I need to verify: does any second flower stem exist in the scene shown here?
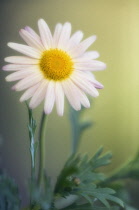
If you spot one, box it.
[38,112,48,188]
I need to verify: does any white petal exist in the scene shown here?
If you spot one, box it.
[67,31,83,51]
[73,70,104,89]
[24,26,42,44]
[62,79,81,111]
[20,82,41,102]
[93,80,104,89]
[5,69,35,82]
[2,64,34,71]
[38,19,53,49]
[53,23,62,48]
[12,72,43,91]
[19,29,44,50]
[75,60,106,71]
[77,90,90,108]
[5,56,39,64]
[29,80,48,108]
[73,70,95,82]
[70,35,97,58]
[74,51,100,62]
[81,71,104,88]
[83,51,100,59]
[66,79,90,108]
[71,73,99,97]
[44,81,55,114]
[55,82,64,116]
[57,22,71,49]
[8,42,41,59]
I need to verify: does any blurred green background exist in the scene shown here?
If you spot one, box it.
[1,0,139,206]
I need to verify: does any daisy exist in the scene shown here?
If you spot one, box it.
[2,19,106,116]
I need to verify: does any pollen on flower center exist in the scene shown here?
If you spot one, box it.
[39,49,74,81]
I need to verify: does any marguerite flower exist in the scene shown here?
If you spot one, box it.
[3,19,106,116]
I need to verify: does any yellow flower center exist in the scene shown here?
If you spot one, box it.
[39,49,74,81]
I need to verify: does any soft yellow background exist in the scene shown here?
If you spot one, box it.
[1,0,139,205]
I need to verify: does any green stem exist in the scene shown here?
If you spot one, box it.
[30,136,36,180]
[38,112,48,188]
[26,104,37,206]
[30,135,36,207]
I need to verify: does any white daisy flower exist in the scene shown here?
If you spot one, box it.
[3,19,106,116]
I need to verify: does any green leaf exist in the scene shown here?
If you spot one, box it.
[93,146,104,159]
[77,147,112,184]
[54,155,80,195]
[90,148,112,170]
[72,184,124,208]
[63,203,120,210]
[54,148,123,209]
[54,148,112,196]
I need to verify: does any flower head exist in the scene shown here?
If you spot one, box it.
[3,19,106,116]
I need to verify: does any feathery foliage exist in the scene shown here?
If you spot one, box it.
[54,147,124,208]
[0,173,20,210]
